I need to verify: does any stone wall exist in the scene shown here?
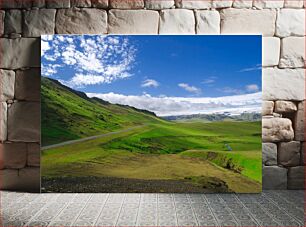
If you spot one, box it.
[0,0,305,192]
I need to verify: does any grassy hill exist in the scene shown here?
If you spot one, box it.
[42,78,262,193]
[41,77,164,146]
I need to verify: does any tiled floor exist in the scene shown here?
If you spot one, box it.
[1,190,304,227]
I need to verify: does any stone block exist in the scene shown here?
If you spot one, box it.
[32,0,46,8]
[71,0,91,7]
[278,141,301,167]
[56,8,107,34]
[4,10,22,34]
[8,102,40,142]
[263,166,287,189]
[262,37,280,66]
[145,0,175,9]
[220,9,276,36]
[0,38,40,69]
[91,0,108,8]
[109,10,159,34]
[262,118,294,142]
[0,69,15,102]
[294,101,305,141]
[212,0,233,8]
[195,10,220,34]
[280,37,305,68]
[159,9,195,34]
[175,0,212,9]
[232,0,253,8]
[262,68,305,101]
[23,9,56,37]
[276,9,305,37]
[15,69,41,101]
[275,101,297,113]
[253,0,284,8]
[263,143,277,166]
[0,102,7,142]
[301,142,305,165]
[110,0,144,8]
[46,0,70,8]
[0,0,31,9]
[0,168,40,192]
[0,10,4,35]
[284,0,304,8]
[0,142,27,169]
[27,143,40,167]
[262,101,274,115]
[288,166,304,189]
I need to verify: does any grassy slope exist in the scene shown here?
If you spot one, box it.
[42,78,262,192]
[41,77,163,146]
[42,121,262,188]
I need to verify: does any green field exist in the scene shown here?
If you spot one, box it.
[41,78,262,193]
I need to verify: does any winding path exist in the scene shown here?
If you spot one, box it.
[41,125,146,151]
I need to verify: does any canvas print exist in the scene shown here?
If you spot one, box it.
[41,35,262,193]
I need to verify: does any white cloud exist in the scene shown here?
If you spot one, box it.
[41,35,136,88]
[141,79,159,88]
[202,79,215,84]
[41,64,63,77]
[220,87,243,95]
[178,83,201,94]
[87,92,262,117]
[63,73,132,88]
[246,84,259,92]
[41,40,50,56]
[63,74,106,87]
[238,64,262,72]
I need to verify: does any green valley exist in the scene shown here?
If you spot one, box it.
[41,78,262,193]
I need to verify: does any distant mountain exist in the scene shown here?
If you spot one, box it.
[41,77,163,146]
[163,112,261,122]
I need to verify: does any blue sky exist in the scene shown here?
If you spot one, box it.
[41,35,262,116]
